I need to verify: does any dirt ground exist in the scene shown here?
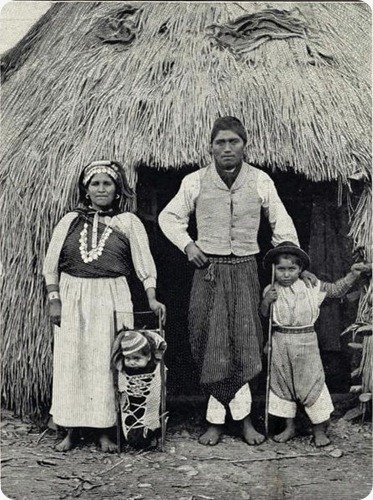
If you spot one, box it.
[1,398,372,500]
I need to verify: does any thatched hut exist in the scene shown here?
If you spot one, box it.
[1,2,371,418]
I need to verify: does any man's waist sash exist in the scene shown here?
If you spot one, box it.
[207,255,255,265]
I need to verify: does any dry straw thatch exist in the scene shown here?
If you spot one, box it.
[1,2,371,417]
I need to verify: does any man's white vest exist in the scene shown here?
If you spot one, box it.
[195,163,262,256]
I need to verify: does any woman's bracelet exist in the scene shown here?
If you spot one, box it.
[48,291,60,301]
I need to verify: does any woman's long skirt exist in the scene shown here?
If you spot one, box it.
[51,272,134,428]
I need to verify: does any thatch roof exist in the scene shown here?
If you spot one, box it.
[1,2,371,416]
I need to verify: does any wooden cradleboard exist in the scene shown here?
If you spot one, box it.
[113,310,168,453]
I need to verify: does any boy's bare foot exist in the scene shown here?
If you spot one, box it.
[99,432,117,453]
[312,422,330,447]
[273,418,296,443]
[242,416,265,445]
[55,428,77,452]
[199,424,223,446]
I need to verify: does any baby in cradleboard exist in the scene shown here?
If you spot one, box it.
[111,329,167,449]
[261,242,370,447]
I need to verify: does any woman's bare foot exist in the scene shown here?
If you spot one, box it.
[99,432,117,453]
[55,428,77,452]
[273,418,296,443]
[312,422,330,447]
[199,424,223,446]
[242,416,265,445]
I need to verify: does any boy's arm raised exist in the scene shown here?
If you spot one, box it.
[321,262,371,298]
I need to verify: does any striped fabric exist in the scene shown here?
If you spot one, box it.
[189,258,263,405]
[51,272,134,428]
[270,330,325,408]
[120,331,148,355]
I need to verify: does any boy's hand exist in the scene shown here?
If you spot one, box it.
[49,299,61,327]
[263,286,278,304]
[351,262,372,276]
[300,270,317,288]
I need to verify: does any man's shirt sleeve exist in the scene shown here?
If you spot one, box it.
[158,172,200,253]
[257,171,299,247]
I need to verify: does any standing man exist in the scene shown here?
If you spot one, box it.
[159,116,300,446]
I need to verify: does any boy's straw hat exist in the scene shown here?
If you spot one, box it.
[120,331,148,355]
[263,241,310,270]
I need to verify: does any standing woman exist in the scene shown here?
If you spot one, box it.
[43,160,166,452]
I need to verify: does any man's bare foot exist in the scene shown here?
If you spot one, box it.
[99,432,117,453]
[312,422,330,447]
[199,425,223,446]
[55,429,77,452]
[242,416,265,445]
[273,418,296,443]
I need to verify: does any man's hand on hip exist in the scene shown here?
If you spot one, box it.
[185,242,208,268]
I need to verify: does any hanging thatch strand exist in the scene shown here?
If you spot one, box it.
[1,1,371,416]
[348,186,373,397]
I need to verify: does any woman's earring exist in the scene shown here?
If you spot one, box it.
[115,194,120,199]
[85,194,90,199]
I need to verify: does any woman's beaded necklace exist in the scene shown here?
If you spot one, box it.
[79,211,113,263]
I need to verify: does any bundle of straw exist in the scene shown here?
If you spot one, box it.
[348,186,373,399]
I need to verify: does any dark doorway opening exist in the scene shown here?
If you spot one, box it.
[132,165,357,396]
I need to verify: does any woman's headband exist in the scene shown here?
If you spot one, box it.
[82,160,119,186]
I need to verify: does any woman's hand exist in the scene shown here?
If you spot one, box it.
[185,242,208,268]
[300,270,317,288]
[149,299,167,325]
[49,299,61,327]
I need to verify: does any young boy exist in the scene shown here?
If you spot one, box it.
[261,242,370,447]
[111,329,167,449]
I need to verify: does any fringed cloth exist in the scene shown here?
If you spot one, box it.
[271,327,325,408]
[116,331,166,440]
[189,256,263,406]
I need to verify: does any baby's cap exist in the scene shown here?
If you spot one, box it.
[120,330,148,355]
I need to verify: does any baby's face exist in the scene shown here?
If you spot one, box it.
[275,257,302,287]
[122,348,151,369]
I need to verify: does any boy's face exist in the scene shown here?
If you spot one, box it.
[275,257,302,287]
[122,346,151,369]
